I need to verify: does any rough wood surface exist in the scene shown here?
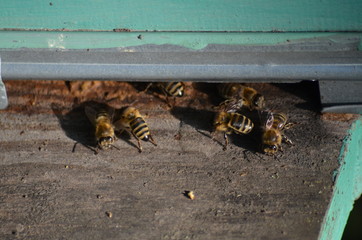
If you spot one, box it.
[0,81,355,239]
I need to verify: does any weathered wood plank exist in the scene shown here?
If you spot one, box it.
[0,81,356,239]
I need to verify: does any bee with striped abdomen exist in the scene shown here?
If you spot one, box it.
[144,82,185,106]
[218,83,243,99]
[158,82,185,98]
[113,107,157,152]
[84,104,116,150]
[218,83,265,111]
[261,112,293,155]
[212,110,254,150]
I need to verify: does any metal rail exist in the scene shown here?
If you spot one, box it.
[1,48,362,112]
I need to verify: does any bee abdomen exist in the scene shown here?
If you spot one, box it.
[218,83,242,99]
[229,114,254,134]
[163,82,184,97]
[272,113,288,129]
[130,117,150,141]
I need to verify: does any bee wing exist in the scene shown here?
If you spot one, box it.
[112,107,128,131]
[218,98,244,113]
[85,104,115,126]
[265,111,274,129]
[226,98,245,113]
[84,106,98,126]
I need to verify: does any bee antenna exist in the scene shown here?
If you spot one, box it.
[110,144,121,151]
[72,142,78,153]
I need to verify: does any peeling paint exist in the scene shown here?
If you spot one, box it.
[0,31,361,50]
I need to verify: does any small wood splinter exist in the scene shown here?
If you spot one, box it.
[184,191,195,200]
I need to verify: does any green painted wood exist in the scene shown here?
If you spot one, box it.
[319,119,362,240]
[1,0,362,32]
[1,31,361,50]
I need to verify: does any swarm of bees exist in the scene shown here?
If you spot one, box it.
[81,82,292,155]
[213,83,294,155]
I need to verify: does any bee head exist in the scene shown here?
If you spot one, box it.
[98,136,115,149]
[262,144,278,154]
[253,94,265,109]
[213,111,229,132]
[261,129,282,154]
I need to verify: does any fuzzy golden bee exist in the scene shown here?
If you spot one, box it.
[261,112,293,155]
[85,104,116,150]
[218,83,265,111]
[113,107,157,152]
[212,110,254,150]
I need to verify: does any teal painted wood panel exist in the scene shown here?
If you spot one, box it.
[319,119,362,240]
[1,0,362,32]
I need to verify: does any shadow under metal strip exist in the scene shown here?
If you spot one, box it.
[319,80,362,114]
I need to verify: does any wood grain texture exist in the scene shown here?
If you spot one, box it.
[0,81,356,239]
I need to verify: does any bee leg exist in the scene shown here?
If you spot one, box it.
[164,95,176,108]
[142,83,153,93]
[158,88,173,108]
[284,122,296,130]
[72,142,78,153]
[115,129,124,137]
[211,131,216,141]
[279,144,284,152]
[136,139,143,153]
[223,133,229,151]
[165,95,171,107]
[110,144,121,151]
[130,132,143,153]
[94,147,100,155]
[282,134,293,145]
[148,134,157,146]
[211,131,225,149]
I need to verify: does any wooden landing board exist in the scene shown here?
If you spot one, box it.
[0,81,357,239]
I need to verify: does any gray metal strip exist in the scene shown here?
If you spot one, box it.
[1,49,362,81]
[0,57,9,109]
[319,80,362,114]
[321,105,362,114]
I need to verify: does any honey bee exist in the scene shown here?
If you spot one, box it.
[212,110,254,150]
[261,112,293,154]
[218,83,243,99]
[113,107,157,152]
[144,82,185,106]
[217,98,245,113]
[158,82,185,97]
[85,104,116,150]
[218,83,265,111]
